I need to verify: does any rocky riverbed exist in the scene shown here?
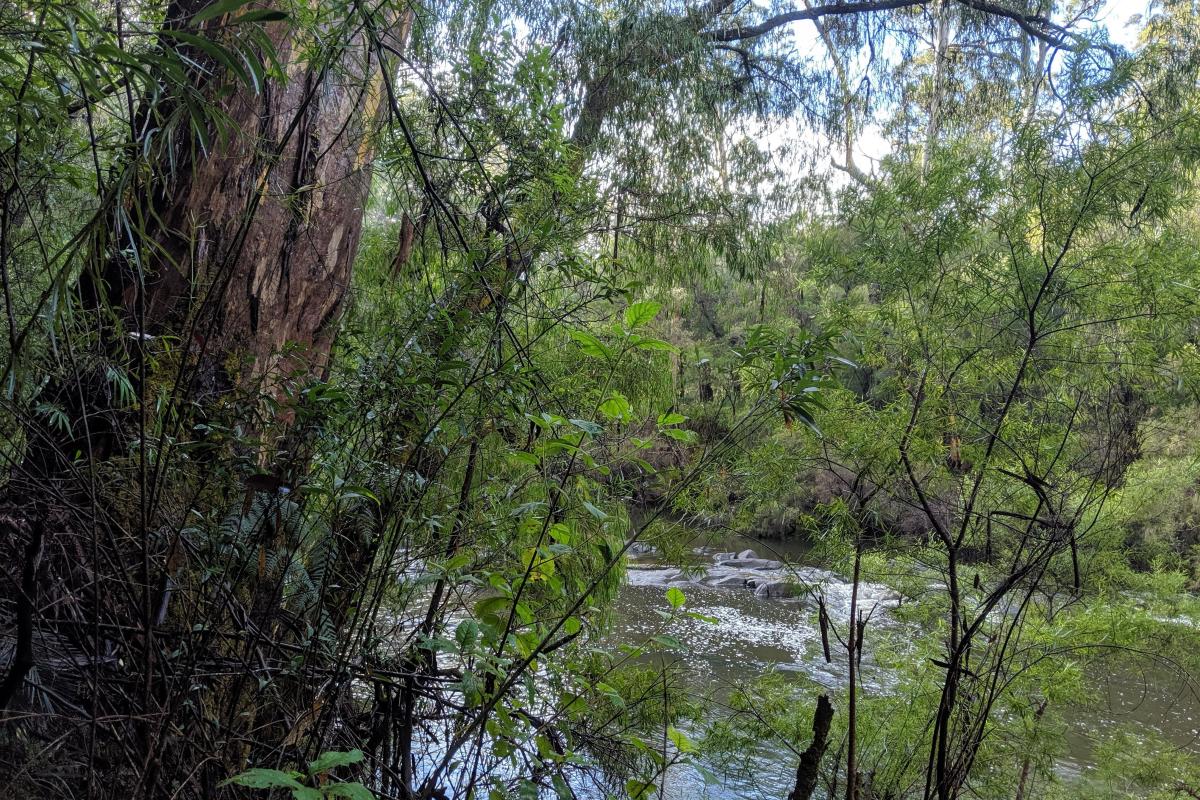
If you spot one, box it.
[610,532,1200,799]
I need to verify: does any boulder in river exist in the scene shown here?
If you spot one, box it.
[717,558,783,570]
[737,549,757,560]
[754,581,800,599]
[627,542,655,556]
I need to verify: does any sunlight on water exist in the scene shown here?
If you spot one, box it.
[607,533,1200,799]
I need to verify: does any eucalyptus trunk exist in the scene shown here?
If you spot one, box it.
[1,3,413,796]
[93,2,411,402]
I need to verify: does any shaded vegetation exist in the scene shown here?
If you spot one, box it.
[1,0,1200,798]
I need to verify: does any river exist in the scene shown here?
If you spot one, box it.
[608,528,1200,798]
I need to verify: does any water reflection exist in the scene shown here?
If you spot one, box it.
[608,530,1200,798]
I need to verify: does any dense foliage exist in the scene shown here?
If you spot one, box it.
[1,0,1199,798]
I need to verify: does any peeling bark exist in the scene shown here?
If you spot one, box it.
[93,2,413,398]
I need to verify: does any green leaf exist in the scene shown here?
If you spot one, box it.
[633,336,677,352]
[220,768,305,790]
[455,619,479,649]
[661,428,698,444]
[569,418,602,435]
[193,0,252,22]
[624,300,662,328]
[509,450,540,466]
[668,725,699,754]
[625,778,655,798]
[569,330,610,359]
[657,412,686,425]
[324,782,377,799]
[596,681,625,708]
[581,500,608,520]
[543,438,580,456]
[549,522,573,543]
[237,8,289,22]
[308,749,365,775]
[474,595,510,624]
[337,485,380,505]
[549,522,573,546]
[665,587,686,609]
[599,391,633,422]
[651,634,683,649]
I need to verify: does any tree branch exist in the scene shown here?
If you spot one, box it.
[789,694,835,800]
[705,0,930,42]
[954,0,1072,48]
[704,0,1074,48]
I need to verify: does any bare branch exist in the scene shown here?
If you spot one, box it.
[704,0,1074,47]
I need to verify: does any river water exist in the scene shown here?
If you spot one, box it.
[608,529,1200,798]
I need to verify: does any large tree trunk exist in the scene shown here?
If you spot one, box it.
[95,1,411,401]
[0,4,412,796]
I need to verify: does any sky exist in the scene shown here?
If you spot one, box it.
[766,0,1157,184]
[1099,0,1152,48]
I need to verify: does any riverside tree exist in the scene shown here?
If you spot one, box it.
[2,0,1199,799]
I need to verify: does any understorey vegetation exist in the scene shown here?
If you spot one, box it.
[1,0,1199,798]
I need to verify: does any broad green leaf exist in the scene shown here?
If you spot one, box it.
[625,778,655,798]
[455,619,479,648]
[193,0,252,22]
[668,725,699,754]
[596,681,625,708]
[624,300,661,328]
[661,428,698,444]
[632,335,677,352]
[308,749,364,775]
[665,587,686,609]
[582,500,608,520]
[237,8,289,22]
[569,418,602,435]
[474,595,510,623]
[220,768,304,790]
[569,330,610,358]
[325,782,377,799]
[599,391,633,422]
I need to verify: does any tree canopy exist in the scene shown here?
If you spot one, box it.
[2,0,1200,798]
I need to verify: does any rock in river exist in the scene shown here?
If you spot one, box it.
[754,581,800,599]
[717,558,783,570]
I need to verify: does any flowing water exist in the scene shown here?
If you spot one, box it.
[609,529,1200,798]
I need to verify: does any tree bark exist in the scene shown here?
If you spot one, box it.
[846,545,861,800]
[94,1,412,400]
[789,694,834,800]
[0,3,416,792]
